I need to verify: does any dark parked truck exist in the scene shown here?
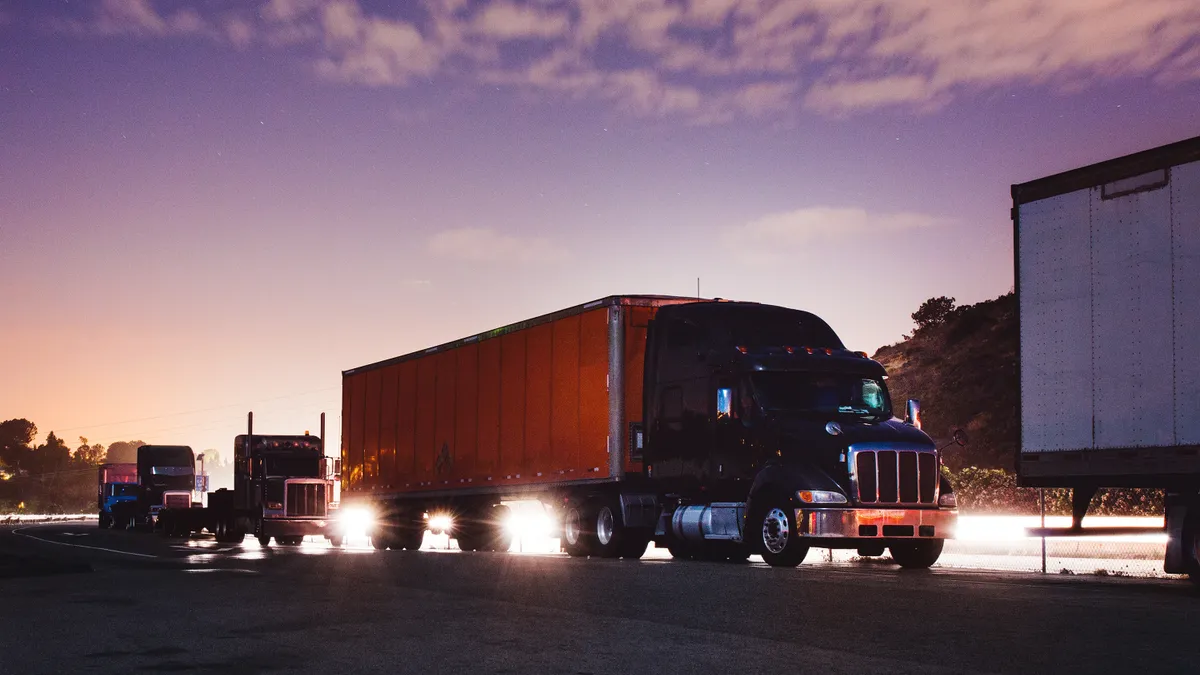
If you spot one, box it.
[130,445,197,530]
[1013,135,1200,581]
[160,413,341,546]
[341,296,958,567]
[97,463,138,529]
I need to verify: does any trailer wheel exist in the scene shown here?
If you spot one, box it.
[889,539,944,569]
[396,524,425,551]
[1183,508,1200,586]
[618,536,650,560]
[562,504,594,557]
[486,505,513,553]
[752,499,809,568]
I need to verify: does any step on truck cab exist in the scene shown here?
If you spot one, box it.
[341,295,958,567]
[97,462,138,529]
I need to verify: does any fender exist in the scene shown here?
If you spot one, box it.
[745,460,848,520]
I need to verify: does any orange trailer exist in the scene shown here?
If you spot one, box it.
[341,295,699,550]
[342,296,697,496]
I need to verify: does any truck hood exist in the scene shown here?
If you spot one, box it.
[761,416,935,495]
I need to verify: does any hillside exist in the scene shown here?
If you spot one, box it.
[871,293,1018,471]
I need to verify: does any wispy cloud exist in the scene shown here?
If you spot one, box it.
[723,206,953,263]
[38,0,1200,120]
[428,228,570,264]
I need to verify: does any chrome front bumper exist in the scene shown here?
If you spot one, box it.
[263,519,329,537]
[796,508,957,539]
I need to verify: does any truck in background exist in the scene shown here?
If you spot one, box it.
[97,462,138,529]
[160,413,342,546]
[127,445,197,531]
[342,296,960,567]
[1012,134,1200,581]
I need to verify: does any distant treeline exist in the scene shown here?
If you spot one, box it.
[0,418,226,514]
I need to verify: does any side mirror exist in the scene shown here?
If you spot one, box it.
[905,399,921,429]
[953,428,969,446]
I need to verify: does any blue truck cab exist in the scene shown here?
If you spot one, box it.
[97,463,138,529]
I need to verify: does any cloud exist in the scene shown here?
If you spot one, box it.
[40,0,1200,120]
[723,206,953,262]
[471,2,570,40]
[428,228,570,264]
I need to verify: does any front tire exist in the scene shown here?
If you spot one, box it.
[754,500,809,568]
[889,539,944,569]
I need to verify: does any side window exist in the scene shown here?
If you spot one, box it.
[660,386,684,432]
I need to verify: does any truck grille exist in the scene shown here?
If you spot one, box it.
[850,446,937,506]
[163,492,191,509]
[286,483,327,518]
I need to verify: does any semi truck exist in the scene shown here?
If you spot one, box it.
[160,413,342,546]
[97,462,138,529]
[1013,134,1200,581]
[341,296,960,567]
[127,445,197,530]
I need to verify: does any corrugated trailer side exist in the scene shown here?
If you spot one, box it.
[341,296,697,501]
[1013,135,1200,488]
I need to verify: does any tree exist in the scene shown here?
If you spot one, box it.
[30,432,71,475]
[912,296,956,331]
[0,419,37,472]
[74,437,105,466]
[105,440,146,464]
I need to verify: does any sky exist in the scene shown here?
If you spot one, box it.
[2,0,1199,458]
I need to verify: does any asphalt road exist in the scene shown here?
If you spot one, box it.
[1,522,1197,674]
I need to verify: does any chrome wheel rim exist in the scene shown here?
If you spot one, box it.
[564,507,583,546]
[597,507,615,546]
[762,508,790,554]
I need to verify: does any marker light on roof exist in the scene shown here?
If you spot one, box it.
[736,345,748,354]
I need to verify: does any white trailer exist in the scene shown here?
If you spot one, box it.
[1012,135,1200,579]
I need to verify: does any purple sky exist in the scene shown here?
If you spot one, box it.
[2,0,1199,457]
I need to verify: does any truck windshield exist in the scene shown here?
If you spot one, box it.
[750,371,890,419]
[109,484,138,497]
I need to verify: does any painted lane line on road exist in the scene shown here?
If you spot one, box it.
[12,525,158,559]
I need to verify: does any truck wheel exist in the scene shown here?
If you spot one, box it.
[666,541,696,560]
[227,527,245,544]
[258,533,272,547]
[486,505,513,552]
[98,514,110,529]
[889,539,944,569]
[562,505,594,557]
[328,536,344,548]
[592,500,626,558]
[396,524,425,551]
[754,500,809,568]
[1182,508,1200,586]
[455,525,482,552]
[618,536,650,560]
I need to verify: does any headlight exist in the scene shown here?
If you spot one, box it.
[338,506,374,534]
[427,514,453,534]
[938,493,957,508]
[796,490,848,504]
